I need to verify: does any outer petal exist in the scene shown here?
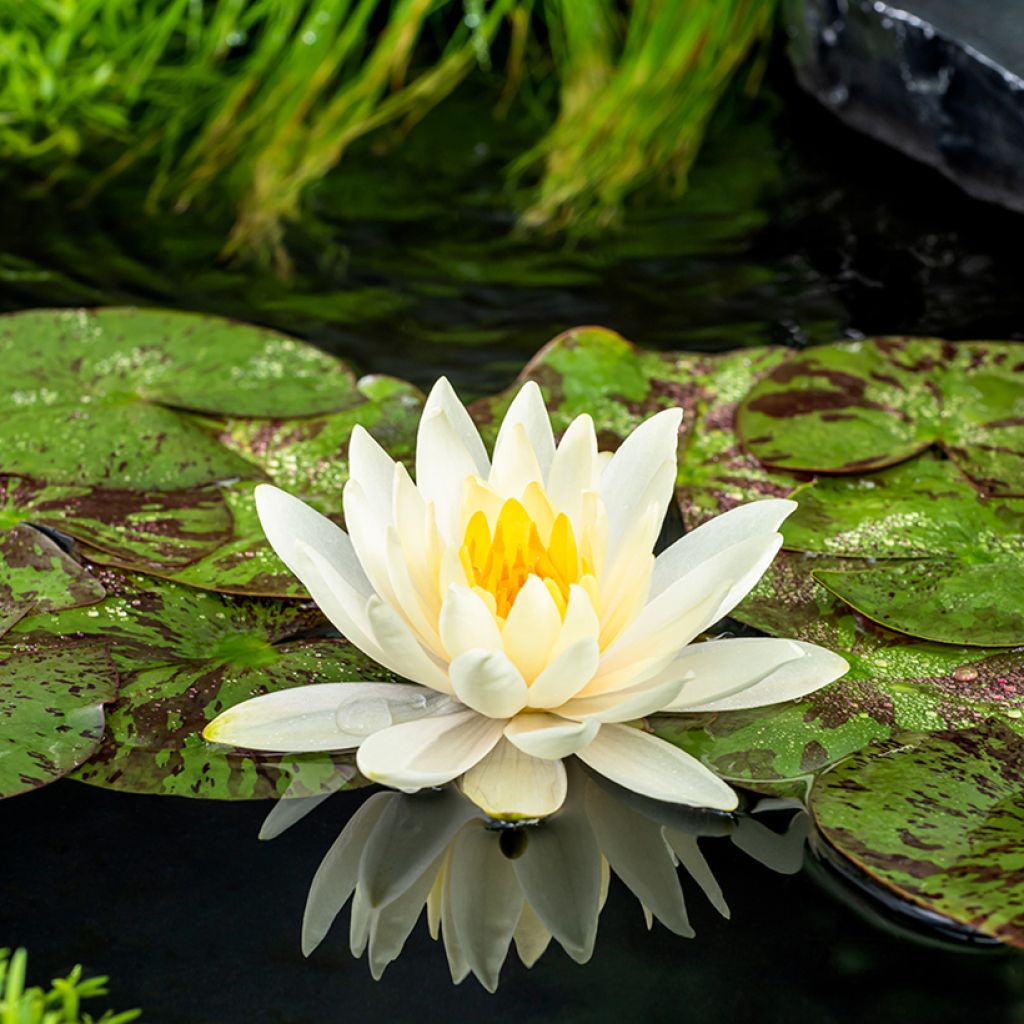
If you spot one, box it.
[526,638,600,708]
[203,682,445,752]
[502,574,562,682]
[449,649,529,719]
[558,674,685,723]
[461,738,568,819]
[577,724,737,810]
[366,596,453,692]
[661,638,849,712]
[547,414,599,525]
[650,498,797,600]
[440,584,502,659]
[356,709,505,791]
[494,381,556,480]
[416,409,481,543]
[504,714,599,759]
[421,377,489,477]
[348,425,398,523]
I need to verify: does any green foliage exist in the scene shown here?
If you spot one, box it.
[0,947,139,1024]
[0,1,777,265]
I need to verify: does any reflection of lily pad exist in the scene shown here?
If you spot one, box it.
[811,724,1024,948]
[83,377,425,597]
[0,476,233,570]
[0,641,118,798]
[470,326,796,525]
[737,337,1024,495]
[0,525,105,636]
[0,307,362,489]
[783,457,1024,647]
[651,553,1024,794]
[12,570,388,799]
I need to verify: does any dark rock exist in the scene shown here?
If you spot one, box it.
[784,0,1024,214]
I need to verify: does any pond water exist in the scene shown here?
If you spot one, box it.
[2,59,1024,1023]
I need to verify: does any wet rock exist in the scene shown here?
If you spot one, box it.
[784,0,1024,214]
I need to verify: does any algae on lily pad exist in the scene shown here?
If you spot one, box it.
[0,525,105,636]
[811,724,1024,948]
[0,641,118,798]
[651,552,1024,794]
[12,568,387,799]
[737,337,1024,495]
[0,307,362,489]
[783,457,1024,647]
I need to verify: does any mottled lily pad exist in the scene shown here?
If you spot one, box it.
[470,326,797,526]
[0,641,118,798]
[737,337,1024,495]
[0,525,105,636]
[83,376,424,597]
[0,476,233,570]
[811,724,1024,947]
[784,457,1024,647]
[651,553,1024,794]
[0,307,362,489]
[12,568,389,799]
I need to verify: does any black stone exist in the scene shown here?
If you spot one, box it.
[785,0,1024,214]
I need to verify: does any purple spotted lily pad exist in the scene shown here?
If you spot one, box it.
[811,723,1024,948]
[0,640,118,798]
[737,337,1024,496]
[12,568,388,799]
[0,307,363,490]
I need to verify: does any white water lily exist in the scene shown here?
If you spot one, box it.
[204,377,848,818]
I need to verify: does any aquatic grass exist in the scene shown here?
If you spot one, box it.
[0,1,777,265]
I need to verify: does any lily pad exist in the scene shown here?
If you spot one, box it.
[82,376,425,597]
[737,337,1024,495]
[0,525,106,636]
[0,641,118,798]
[12,568,389,799]
[470,326,797,526]
[651,553,1024,794]
[0,476,233,570]
[0,307,362,489]
[783,457,1024,647]
[811,723,1024,948]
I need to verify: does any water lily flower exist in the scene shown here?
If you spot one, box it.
[204,378,847,818]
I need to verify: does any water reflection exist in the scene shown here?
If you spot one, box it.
[271,766,809,991]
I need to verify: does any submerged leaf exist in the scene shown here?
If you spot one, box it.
[811,724,1024,948]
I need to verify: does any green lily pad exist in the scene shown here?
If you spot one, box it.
[0,641,118,798]
[470,326,797,526]
[82,376,425,597]
[0,307,362,489]
[0,476,233,570]
[811,723,1024,947]
[651,553,1024,795]
[783,457,1024,647]
[737,337,1024,495]
[12,569,389,799]
[0,525,106,636]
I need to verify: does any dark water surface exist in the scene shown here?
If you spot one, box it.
[2,58,1024,1022]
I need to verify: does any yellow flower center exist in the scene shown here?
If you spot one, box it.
[459,496,589,620]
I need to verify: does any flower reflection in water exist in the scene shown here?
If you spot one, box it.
[276,766,808,992]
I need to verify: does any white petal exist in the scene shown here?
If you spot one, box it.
[365,596,452,692]
[355,710,504,791]
[577,724,737,810]
[513,901,552,968]
[559,674,685,723]
[348,425,398,524]
[461,738,568,819]
[661,638,849,712]
[502,575,562,682]
[550,584,600,658]
[650,498,797,599]
[203,682,437,752]
[448,821,523,993]
[584,780,693,936]
[601,408,682,554]
[547,414,599,524]
[449,649,529,719]
[343,480,400,608]
[440,585,502,659]
[382,523,444,654]
[421,377,489,477]
[416,408,480,543]
[302,791,395,956]
[489,421,544,499]
[504,714,599,759]
[526,638,600,708]
[494,381,555,480]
